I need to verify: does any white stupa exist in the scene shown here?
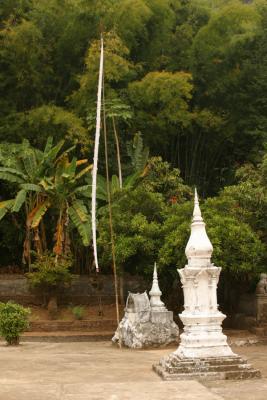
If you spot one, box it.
[153,189,260,380]
[177,189,233,358]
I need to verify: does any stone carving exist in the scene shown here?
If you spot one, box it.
[124,292,151,323]
[256,273,267,295]
[112,265,179,348]
[153,189,260,380]
[256,273,267,323]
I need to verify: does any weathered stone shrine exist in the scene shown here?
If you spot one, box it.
[112,264,179,348]
[153,189,260,380]
[256,273,267,323]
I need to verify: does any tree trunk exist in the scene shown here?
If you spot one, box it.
[47,295,58,319]
[112,116,123,189]
[7,336,20,346]
[119,273,125,306]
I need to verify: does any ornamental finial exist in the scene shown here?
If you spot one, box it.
[193,188,202,221]
[149,263,166,311]
[185,189,213,267]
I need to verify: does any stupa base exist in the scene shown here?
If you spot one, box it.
[153,353,261,381]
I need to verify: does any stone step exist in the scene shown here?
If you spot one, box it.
[153,364,261,381]
[166,362,252,374]
[167,356,245,368]
[28,319,117,332]
[19,331,114,342]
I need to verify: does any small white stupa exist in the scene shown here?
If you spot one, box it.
[112,263,179,348]
[149,263,166,312]
[153,189,260,380]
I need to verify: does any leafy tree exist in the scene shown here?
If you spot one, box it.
[97,158,191,276]
[159,198,265,277]
[128,71,193,157]
[141,156,192,202]
[205,154,267,245]
[0,19,51,114]
[168,0,211,71]
[190,0,267,187]
[17,105,90,149]
[87,98,134,184]
[98,187,165,276]
[0,0,33,26]
[71,31,135,117]
[27,253,72,316]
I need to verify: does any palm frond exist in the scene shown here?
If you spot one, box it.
[20,183,42,192]
[0,199,15,221]
[0,171,25,184]
[75,164,93,180]
[44,140,64,164]
[111,175,120,194]
[62,157,77,179]
[12,189,26,212]
[69,202,91,246]
[124,171,141,188]
[71,200,88,222]
[76,159,88,166]
[72,185,92,198]
[44,137,53,154]
[127,132,149,172]
[22,150,37,179]
[29,201,50,228]
[0,167,27,180]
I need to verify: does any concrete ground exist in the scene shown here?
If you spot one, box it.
[0,341,266,400]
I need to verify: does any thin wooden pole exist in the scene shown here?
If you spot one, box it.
[102,73,121,348]
[112,116,123,189]
[112,116,125,306]
[91,36,104,273]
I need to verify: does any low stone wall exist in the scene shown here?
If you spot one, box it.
[29,319,117,332]
[0,274,147,306]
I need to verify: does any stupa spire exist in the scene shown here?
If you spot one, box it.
[185,188,213,267]
[149,263,166,311]
[193,188,202,221]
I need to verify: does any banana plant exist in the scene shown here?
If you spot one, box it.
[0,137,66,263]
[38,154,92,257]
[0,138,92,265]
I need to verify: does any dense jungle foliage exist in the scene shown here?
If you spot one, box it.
[0,0,266,283]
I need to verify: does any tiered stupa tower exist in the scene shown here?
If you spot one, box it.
[149,263,167,312]
[153,190,260,380]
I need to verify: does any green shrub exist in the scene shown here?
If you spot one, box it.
[27,253,72,293]
[0,302,30,345]
[72,306,85,320]
[27,253,73,316]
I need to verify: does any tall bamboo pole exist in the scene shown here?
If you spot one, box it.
[91,37,104,273]
[112,116,124,305]
[112,116,123,189]
[102,75,121,348]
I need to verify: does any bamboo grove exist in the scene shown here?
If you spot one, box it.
[0,1,266,282]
